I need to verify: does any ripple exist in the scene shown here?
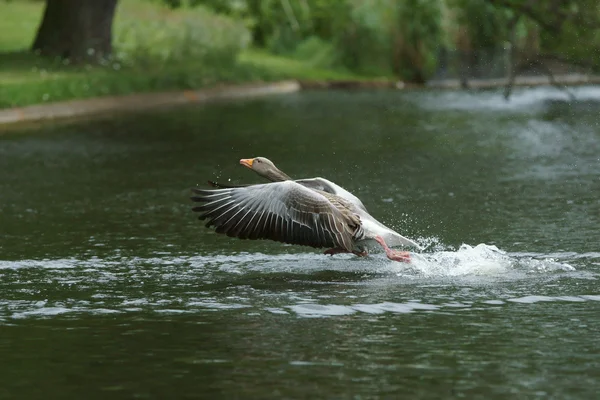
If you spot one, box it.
[289,304,356,317]
[187,301,251,310]
[10,306,121,320]
[285,294,600,317]
[507,295,590,304]
[0,243,596,322]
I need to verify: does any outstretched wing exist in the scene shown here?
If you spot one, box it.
[191,181,360,251]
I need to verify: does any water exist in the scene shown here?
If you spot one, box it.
[1,86,599,399]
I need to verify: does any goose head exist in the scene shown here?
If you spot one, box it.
[239,157,291,182]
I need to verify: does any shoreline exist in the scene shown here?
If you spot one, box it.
[1,74,599,130]
[0,81,301,131]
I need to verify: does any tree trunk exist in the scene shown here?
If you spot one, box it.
[32,0,119,63]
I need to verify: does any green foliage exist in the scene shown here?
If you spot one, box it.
[148,0,443,80]
[453,0,600,71]
[113,4,250,68]
[0,1,44,51]
[201,0,600,79]
[239,48,364,80]
[2,0,600,110]
[0,48,367,109]
[339,1,391,74]
[1,1,360,109]
[292,36,338,69]
[448,0,512,49]
[184,0,447,80]
[535,0,600,71]
[391,0,443,81]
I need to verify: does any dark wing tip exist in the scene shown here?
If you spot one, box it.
[207,180,251,189]
[191,188,230,197]
[191,187,206,195]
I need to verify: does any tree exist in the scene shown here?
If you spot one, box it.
[479,0,600,98]
[482,0,600,69]
[32,0,119,63]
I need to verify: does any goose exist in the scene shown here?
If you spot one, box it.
[191,157,420,262]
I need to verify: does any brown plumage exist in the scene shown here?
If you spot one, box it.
[192,181,364,253]
[191,157,419,262]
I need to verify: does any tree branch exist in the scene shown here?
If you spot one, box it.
[484,0,564,33]
[485,0,600,34]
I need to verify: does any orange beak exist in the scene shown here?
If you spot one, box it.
[239,158,254,169]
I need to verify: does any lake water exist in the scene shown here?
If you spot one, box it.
[1,86,599,399]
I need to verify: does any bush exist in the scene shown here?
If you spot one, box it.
[113,5,251,69]
[292,36,338,69]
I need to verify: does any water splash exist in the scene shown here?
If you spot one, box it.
[0,242,579,278]
[415,85,600,113]
[405,243,575,278]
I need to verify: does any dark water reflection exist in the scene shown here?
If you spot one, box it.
[1,86,600,399]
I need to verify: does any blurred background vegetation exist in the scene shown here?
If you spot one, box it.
[1,0,599,108]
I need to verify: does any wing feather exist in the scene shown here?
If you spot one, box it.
[191,182,361,251]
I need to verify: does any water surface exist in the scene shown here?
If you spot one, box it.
[1,86,599,399]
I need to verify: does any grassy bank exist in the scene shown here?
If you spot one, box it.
[0,0,372,109]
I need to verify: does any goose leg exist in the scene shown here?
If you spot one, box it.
[353,250,368,257]
[324,248,347,256]
[324,248,368,257]
[374,236,411,263]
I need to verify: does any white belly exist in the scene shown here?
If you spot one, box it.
[359,216,421,249]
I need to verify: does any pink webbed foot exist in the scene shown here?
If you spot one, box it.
[386,250,411,263]
[374,235,412,263]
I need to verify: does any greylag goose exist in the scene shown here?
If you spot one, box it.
[191,157,420,262]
